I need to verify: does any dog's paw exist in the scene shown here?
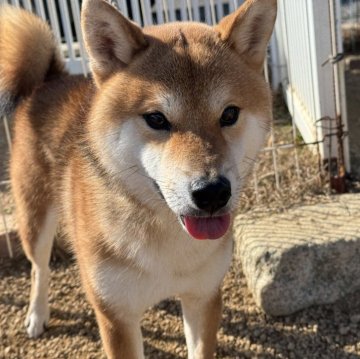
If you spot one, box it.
[25,306,50,338]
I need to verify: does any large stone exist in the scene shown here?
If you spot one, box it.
[234,194,360,316]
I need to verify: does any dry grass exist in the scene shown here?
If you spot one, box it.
[238,93,331,216]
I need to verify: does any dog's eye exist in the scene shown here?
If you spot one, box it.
[220,106,240,127]
[143,112,171,131]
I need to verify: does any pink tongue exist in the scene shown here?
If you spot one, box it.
[183,214,231,240]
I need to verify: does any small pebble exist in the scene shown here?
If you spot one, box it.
[288,342,295,351]
[339,326,350,335]
[350,314,360,324]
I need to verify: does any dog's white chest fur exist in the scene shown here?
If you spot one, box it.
[90,228,233,316]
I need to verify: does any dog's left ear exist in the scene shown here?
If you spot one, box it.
[81,0,148,86]
[216,0,277,72]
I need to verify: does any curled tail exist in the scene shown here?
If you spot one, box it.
[0,5,65,116]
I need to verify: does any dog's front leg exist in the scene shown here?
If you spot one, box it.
[181,289,222,359]
[94,306,144,359]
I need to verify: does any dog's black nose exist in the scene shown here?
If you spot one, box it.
[191,176,231,213]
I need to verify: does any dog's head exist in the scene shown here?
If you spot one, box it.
[81,0,277,240]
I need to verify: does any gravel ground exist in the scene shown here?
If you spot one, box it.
[1,254,360,359]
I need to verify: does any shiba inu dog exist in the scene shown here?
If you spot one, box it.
[0,0,277,357]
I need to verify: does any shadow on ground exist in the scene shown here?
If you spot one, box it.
[1,254,360,358]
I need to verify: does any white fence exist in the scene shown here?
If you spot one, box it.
[0,0,246,74]
[272,0,349,169]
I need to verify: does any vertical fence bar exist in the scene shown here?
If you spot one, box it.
[0,195,13,258]
[204,1,211,24]
[155,0,165,24]
[192,0,200,21]
[70,0,88,76]
[46,0,61,42]
[145,0,153,25]
[34,0,46,19]
[229,0,236,12]
[167,0,175,20]
[291,113,301,179]
[270,34,281,90]
[140,0,152,26]
[168,0,176,22]
[131,0,142,24]
[186,0,193,21]
[304,0,317,128]
[253,165,259,203]
[179,0,188,21]
[281,0,301,180]
[264,52,281,190]
[329,0,346,189]
[3,117,12,154]
[22,0,32,10]
[1,112,13,259]
[349,0,356,51]
[162,0,169,23]
[215,0,223,21]
[59,0,76,62]
[119,0,129,17]
[139,0,147,25]
[209,0,216,24]
[270,127,280,190]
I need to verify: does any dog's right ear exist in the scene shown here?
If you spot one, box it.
[81,0,148,86]
[216,0,277,72]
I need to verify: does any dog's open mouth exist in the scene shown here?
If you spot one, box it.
[180,214,231,240]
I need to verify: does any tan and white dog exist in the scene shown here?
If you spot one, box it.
[0,0,276,357]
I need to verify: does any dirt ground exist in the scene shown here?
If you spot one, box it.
[1,255,360,359]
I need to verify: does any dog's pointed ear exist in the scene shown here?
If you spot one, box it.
[81,0,148,85]
[216,0,277,72]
